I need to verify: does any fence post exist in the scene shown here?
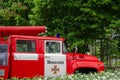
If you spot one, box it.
[100,39,104,62]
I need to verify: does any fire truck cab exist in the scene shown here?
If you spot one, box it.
[0,26,104,79]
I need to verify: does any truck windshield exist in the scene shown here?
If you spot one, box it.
[0,44,8,66]
[63,42,68,53]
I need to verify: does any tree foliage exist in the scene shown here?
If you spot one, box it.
[0,0,119,53]
[30,0,120,52]
[0,0,33,25]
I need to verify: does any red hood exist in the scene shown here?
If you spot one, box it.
[66,52,99,61]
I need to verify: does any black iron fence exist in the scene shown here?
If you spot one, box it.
[89,38,120,70]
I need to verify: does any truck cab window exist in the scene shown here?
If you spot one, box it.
[16,40,36,52]
[46,41,60,53]
[0,44,8,66]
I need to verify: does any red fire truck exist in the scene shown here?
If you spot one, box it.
[0,26,104,79]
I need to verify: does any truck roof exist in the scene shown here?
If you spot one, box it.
[0,26,46,37]
[9,35,64,41]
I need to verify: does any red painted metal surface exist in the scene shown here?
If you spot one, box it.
[9,36,44,78]
[0,26,46,37]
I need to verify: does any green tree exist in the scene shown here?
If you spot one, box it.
[0,0,33,25]
[30,0,120,53]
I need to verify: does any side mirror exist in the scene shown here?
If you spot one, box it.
[74,46,78,53]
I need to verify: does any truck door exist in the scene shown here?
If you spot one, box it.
[11,38,43,78]
[0,44,9,79]
[44,40,66,76]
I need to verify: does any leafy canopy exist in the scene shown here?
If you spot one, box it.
[30,0,120,52]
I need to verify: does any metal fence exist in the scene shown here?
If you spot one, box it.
[89,38,120,70]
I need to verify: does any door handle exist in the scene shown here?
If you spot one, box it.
[45,56,50,58]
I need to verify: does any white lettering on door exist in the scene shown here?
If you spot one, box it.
[45,54,66,76]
